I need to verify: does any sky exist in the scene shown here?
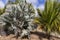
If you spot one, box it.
[27,0,45,10]
[0,0,45,10]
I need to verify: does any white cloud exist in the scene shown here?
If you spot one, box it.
[0,1,5,8]
[26,0,37,3]
[38,4,44,11]
[26,0,38,7]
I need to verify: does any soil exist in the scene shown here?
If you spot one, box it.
[0,31,60,40]
[0,34,47,40]
[0,26,60,40]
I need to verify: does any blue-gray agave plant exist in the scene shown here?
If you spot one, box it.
[0,0,36,39]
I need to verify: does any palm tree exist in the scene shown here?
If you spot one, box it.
[37,0,60,40]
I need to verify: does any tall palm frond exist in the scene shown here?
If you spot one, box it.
[37,0,60,33]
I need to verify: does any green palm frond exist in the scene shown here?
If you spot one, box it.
[37,0,60,33]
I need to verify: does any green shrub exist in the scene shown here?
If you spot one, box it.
[37,0,60,33]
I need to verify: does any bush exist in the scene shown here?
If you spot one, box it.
[36,0,60,34]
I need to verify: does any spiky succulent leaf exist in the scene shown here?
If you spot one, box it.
[37,0,60,33]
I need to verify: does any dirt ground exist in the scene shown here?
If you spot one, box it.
[0,31,60,40]
[0,34,47,40]
[0,34,40,40]
[0,27,60,40]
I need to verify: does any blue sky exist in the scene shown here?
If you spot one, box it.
[0,0,45,10]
